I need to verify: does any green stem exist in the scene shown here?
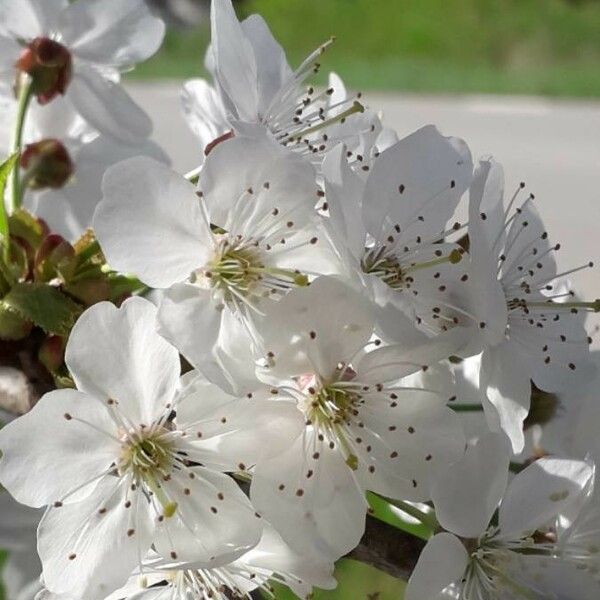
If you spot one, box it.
[449,403,485,413]
[9,77,33,213]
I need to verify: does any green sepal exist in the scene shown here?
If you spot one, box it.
[2,282,82,335]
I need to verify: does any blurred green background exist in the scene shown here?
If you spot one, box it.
[134,0,600,97]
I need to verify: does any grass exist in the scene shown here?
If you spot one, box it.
[129,0,600,97]
[269,558,407,600]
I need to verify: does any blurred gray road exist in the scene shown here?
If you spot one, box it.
[128,83,600,327]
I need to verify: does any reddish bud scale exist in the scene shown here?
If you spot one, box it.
[38,335,65,372]
[16,38,72,105]
[21,139,74,190]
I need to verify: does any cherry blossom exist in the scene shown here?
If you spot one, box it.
[94,133,337,394]
[407,433,595,600]
[0,0,164,143]
[249,276,468,559]
[182,0,387,170]
[465,158,596,453]
[0,298,276,598]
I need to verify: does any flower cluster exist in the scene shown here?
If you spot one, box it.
[0,1,599,599]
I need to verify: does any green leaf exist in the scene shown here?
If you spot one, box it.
[0,154,19,253]
[269,558,407,599]
[367,492,435,541]
[2,282,81,335]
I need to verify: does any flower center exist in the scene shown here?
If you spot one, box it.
[16,37,72,104]
[361,245,463,290]
[118,427,178,517]
[197,238,308,305]
[301,378,362,470]
[119,429,174,481]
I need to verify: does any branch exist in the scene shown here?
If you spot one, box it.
[345,513,426,581]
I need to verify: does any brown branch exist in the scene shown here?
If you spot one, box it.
[345,514,426,581]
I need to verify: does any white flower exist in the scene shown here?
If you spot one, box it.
[322,125,474,340]
[0,0,164,143]
[466,158,596,453]
[94,134,337,394]
[247,276,467,559]
[0,492,43,600]
[103,523,336,600]
[182,0,386,170]
[0,92,169,240]
[406,432,596,600]
[0,297,276,599]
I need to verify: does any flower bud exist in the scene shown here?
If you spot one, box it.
[38,335,65,373]
[34,234,75,282]
[15,37,72,104]
[20,139,74,190]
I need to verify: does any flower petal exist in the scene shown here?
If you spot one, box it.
[499,457,594,539]
[355,387,466,501]
[157,284,259,395]
[251,428,367,560]
[38,476,153,599]
[0,389,118,507]
[181,78,230,151]
[68,68,152,144]
[406,533,468,600]
[95,157,212,288]
[58,0,165,68]
[177,382,305,472]
[256,276,375,382]
[362,125,472,243]
[210,0,258,121]
[155,466,262,566]
[0,0,67,38]
[480,341,531,454]
[199,132,317,234]
[240,14,291,116]
[65,298,180,425]
[431,432,510,538]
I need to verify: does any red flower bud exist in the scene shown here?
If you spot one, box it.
[16,38,72,105]
[34,234,75,282]
[20,139,74,190]
[38,335,65,373]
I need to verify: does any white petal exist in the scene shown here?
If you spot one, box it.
[210,0,258,121]
[362,125,473,243]
[178,384,305,471]
[322,143,367,260]
[181,79,230,150]
[157,284,259,395]
[499,457,594,539]
[59,0,165,67]
[238,523,336,594]
[0,34,20,75]
[355,388,466,501]
[68,68,152,143]
[480,341,531,454]
[251,429,367,560]
[155,466,262,566]
[406,533,468,600]
[0,389,118,507]
[468,158,506,257]
[199,132,317,233]
[356,327,472,384]
[39,476,153,599]
[65,298,180,425]
[257,276,375,382]
[0,0,67,38]
[431,432,510,538]
[95,157,212,288]
[240,14,292,116]
[0,492,40,550]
